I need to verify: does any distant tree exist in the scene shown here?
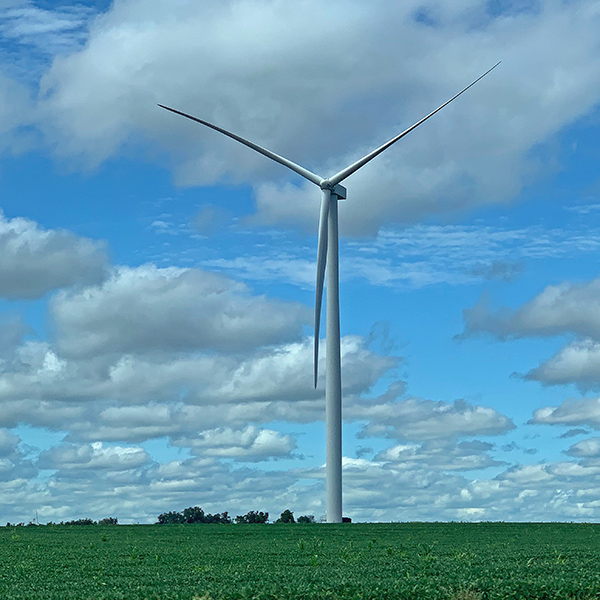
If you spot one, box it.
[157,507,233,525]
[99,517,118,525]
[205,511,232,524]
[157,511,184,524]
[276,510,295,524]
[183,506,205,523]
[297,515,315,524]
[64,518,95,525]
[235,511,269,524]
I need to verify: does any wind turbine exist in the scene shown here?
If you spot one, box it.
[159,62,499,523]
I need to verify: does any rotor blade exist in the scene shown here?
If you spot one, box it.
[158,104,325,187]
[328,61,501,186]
[314,189,331,388]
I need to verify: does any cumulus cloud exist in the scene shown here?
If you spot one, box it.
[0,211,108,299]
[34,0,600,234]
[351,395,515,441]
[375,438,505,471]
[564,437,600,458]
[463,278,600,340]
[0,315,30,359]
[461,277,600,388]
[560,428,591,438]
[525,339,600,388]
[37,441,152,473]
[0,453,308,524]
[0,428,36,483]
[50,263,310,357]
[300,454,600,522]
[0,334,397,442]
[530,397,600,430]
[0,428,21,457]
[172,426,297,462]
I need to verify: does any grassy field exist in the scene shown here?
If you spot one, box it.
[1,522,600,599]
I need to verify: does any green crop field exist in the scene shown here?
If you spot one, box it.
[1,522,600,599]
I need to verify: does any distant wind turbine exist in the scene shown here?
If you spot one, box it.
[159,61,500,523]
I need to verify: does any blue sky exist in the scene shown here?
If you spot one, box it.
[1,0,600,524]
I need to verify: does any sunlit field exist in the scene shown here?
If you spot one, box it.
[2,522,600,599]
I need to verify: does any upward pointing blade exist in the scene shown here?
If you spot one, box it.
[328,62,501,186]
[158,104,325,187]
[314,189,331,388]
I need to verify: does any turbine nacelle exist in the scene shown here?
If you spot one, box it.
[320,180,347,200]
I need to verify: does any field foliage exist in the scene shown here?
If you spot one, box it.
[1,522,599,599]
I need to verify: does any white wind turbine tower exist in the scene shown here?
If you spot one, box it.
[159,62,499,523]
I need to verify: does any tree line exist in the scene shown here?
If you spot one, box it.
[6,517,118,526]
[4,509,319,527]
[157,507,316,524]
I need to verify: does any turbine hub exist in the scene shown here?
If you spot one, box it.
[320,180,347,200]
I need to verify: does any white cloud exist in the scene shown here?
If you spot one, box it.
[525,339,600,388]
[0,333,397,443]
[530,396,600,429]
[173,426,297,462]
[375,438,505,471]
[34,0,600,233]
[0,428,36,483]
[0,315,30,359]
[463,277,600,340]
[37,441,152,473]
[0,211,107,299]
[495,463,555,485]
[50,263,310,357]
[462,276,600,389]
[565,437,600,458]
[0,428,21,457]
[298,454,600,522]
[351,395,515,441]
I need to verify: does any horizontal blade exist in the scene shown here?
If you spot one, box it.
[328,61,501,186]
[314,189,331,388]
[158,104,324,187]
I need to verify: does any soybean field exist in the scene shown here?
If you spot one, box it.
[1,522,600,599]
